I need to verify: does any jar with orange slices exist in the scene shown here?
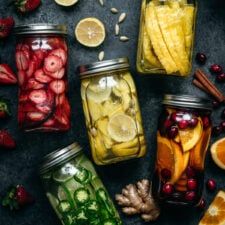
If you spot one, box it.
[152,95,212,207]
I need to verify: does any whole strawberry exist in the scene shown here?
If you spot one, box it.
[0,130,16,149]
[0,64,17,84]
[2,185,34,210]
[15,0,41,13]
[0,98,11,119]
[0,17,14,39]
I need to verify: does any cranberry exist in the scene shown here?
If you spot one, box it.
[196,53,207,65]
[212,125,222,136]
[202,116,210,129]
[210,64,223,74]
[189,118,198,128]
[220,121,225,132]
[197,198,206,210]
[187,179,198,190]
[221,109,225,119]
[206,179,217,191]
[186,166,196,178]
[161,169,171,180]
[168,126,178,139]
[216,73,225,83]
[178,120,189,129]
[212,100,220,109]
[185,191,196,201]
[164,119,173,130]
[162,183,174,195]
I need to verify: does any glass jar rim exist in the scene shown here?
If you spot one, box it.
[77,57,130,79]
[163,94,212,110]
[39,142,82,174]
[14,23,67,35]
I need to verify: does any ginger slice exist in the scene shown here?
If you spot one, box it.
[145,3,178,74]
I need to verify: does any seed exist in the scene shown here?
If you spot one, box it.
[118,13,126,23]
[120,36,129,42]
[98,51,104,61]
[115,24,119,36]
[111,8,118,14]
[99,0,104,6]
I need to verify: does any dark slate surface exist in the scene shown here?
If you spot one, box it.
[0,0,225,224]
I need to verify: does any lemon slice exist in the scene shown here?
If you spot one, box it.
[108,113,137,142]
[75,17,106,47]
[211,137,225,170]
[55,0,78,6]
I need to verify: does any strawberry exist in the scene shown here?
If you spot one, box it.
[34,68,52,83]
[2,185,34,210]
[0,17,14,39]
[48,67,65,79]
[27,112,45,121]
[44,55,63,73]
[29,89,47,104]
[56,93,66,106]
[26,60,37,78]
[49,48,67,66]
[18,70,26,86]
[16,44,30,51]
[0,130,16,149]
[0,98,11,119]
[15,0,41,13]
[20,102,37,112]
[43,118,55,127]
[49,80,65,94]
[33,49,46,62]
[26,78,45,90]
[18,92,29,103]
[0,64,17,84]
[55,106,69,126]
[16,51,29,70]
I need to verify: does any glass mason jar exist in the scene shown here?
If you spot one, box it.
[136,0,197,76]
[78,58,146,165]
[39,143,122,225]
[15,24,71,132]
[152,95,212,207]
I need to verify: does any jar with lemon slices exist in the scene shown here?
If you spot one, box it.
[78,58,147,165]
[152,95,212,207]
[136,0,197,76]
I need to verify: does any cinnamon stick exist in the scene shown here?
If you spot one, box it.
[192,79,210,94]
[194,69,225,103]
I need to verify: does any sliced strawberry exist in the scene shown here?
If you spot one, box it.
[43,118,55,127]
[19,92,29,103]
[16,51,29,70]
[36,104,52,114]
[48,68,65,79]
[20,102,37,112]
[29,89,47,104]
[55,106,69,126]
[0,64,17,84]
[16,44,30,52]
[49,48,67,66]
[0,17,14,39]
[44,55,63,73]
[26,60,37,78]
[27,112,45,121]
[34,68,52,83]
[47,37,67,51]
[26,78,45,90]
[33,49,46,62]
[49,80,65,95]
[18,70,26,86]
[56,93,66,105]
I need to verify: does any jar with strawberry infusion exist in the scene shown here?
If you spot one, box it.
[15,24,71,132]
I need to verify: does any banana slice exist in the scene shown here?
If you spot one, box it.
[108,113,137,142]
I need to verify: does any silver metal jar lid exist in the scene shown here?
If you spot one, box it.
[78,57,130,78]
[163,94,212,110]
[39,142,82,174]
[14,24,67,35]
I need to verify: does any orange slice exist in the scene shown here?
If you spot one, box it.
[199,191,225,225]
[211,137,225,170]
[190,127,211,170]
[179,119,203,152]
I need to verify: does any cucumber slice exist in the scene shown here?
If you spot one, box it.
[58,200,71,213]
[53,163,77,183]
[74,188,90,205]
[74,167,92,184]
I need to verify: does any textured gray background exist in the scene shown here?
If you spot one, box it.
[0,0,225,224]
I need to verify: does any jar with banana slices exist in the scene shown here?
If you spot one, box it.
[136,0,197,76]
[78,58,147,165]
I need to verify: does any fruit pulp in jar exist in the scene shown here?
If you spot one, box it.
[41,154,122,225]
[136,0,196,76]
[16,36,71,131]
[152,107,211,206]
[81,72,146,165]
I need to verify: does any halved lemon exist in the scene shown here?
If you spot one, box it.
[75,17,106,47]
[178,119,203,152]
[55,0,78,6]
[199,191,225,225]
[211,137,225,170]
[108,113,137,142]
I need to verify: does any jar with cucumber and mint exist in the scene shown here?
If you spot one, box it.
[78,58,147,165]
[39,143,122,225]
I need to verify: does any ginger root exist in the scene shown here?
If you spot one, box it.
[115,179,160,222]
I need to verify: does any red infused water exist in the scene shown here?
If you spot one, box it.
[15,24,71,132]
